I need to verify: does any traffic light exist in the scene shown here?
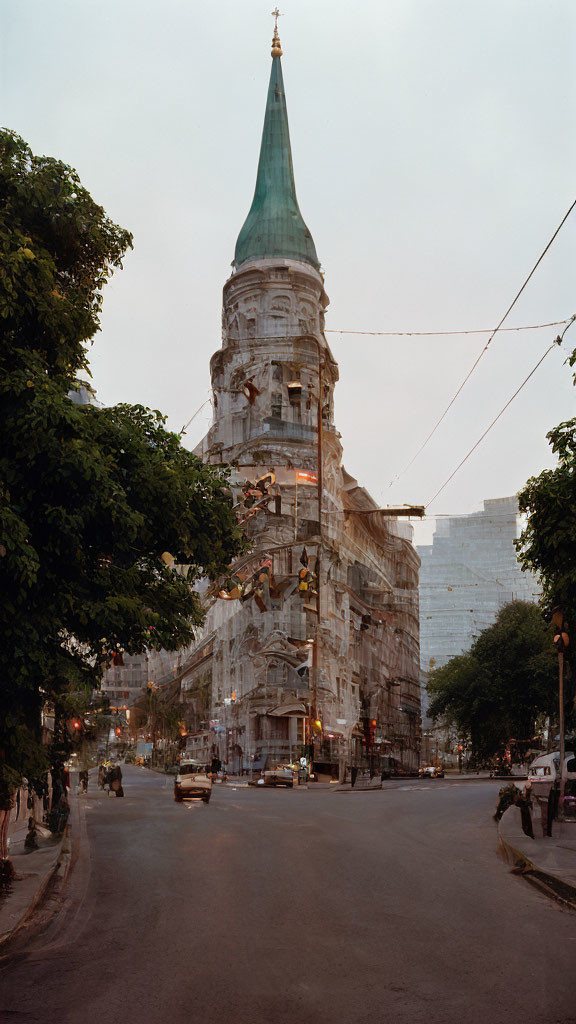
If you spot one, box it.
[553,632,570,654]
[298,567,316,595]
[66,717,84,740]
[363,718,376,750]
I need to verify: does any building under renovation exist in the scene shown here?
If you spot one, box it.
[177,29,421,775]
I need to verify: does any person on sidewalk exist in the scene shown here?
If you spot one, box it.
[514,787,534,839]
[546,782,560,837]
[0,786,15,878]
[49,767,70,833]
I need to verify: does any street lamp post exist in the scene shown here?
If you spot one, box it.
[552,608,570,820]
[293,331,334,770]
[310,342,324,766]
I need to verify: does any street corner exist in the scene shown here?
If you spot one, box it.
[498,804,576,909]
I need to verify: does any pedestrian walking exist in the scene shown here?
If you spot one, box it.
[49,767,70,832]
[110,764,124,798]
[514,787,534,839]
[103,763,114,795]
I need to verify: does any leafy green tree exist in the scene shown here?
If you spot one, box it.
[427,602,557,760]
[0,131,244,796]
[0,130,132,384]
[516,353,576,655]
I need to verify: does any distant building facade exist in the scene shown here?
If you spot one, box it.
[100,648,186,708]
[417,495,541,764]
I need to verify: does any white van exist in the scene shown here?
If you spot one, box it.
[526,750,576,797]
[174,760,212,803]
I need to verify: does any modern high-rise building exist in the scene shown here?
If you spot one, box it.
[178,27,421,775]
[418,495,541,764]
[418,496,541,673]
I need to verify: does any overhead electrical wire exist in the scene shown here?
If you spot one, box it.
[323,508,527,520]
[326,319,569,337]
[226,319,568,346]
[388,198,576,487]
[177,316,572,441]
[180,396,212,435]
[425,316,576,509]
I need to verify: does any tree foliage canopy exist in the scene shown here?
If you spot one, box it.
[0,131,245,788]
[0,130,132,382]
[516,349,576,656]
[427,601,557,760]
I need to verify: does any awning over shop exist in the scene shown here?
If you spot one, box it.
[267,701,307,717]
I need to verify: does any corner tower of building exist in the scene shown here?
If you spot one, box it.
[188,26,421,778]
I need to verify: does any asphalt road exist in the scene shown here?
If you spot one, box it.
[1,767,575,1024]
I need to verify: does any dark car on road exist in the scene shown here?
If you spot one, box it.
[418,766,444,779]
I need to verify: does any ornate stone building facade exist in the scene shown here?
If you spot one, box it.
[184,31,421,775]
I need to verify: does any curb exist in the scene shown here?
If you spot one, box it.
[0,819,73,951]
[498,806,576,909]
[334,783,382,793]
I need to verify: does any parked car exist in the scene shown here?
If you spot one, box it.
[174,760,212,803]
[525,750,576,798]
[261,766,294,788]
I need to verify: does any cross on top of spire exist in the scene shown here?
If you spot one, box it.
[271,7,283,57]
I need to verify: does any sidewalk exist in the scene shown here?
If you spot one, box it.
[0,785,79,950]
[498,804,576,905]
[0,824,72,950]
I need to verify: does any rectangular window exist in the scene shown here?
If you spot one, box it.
[287,381,302,402]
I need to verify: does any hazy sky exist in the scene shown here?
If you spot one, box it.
[3,0,575,546]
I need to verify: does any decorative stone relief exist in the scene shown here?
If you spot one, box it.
[270,295,291,313]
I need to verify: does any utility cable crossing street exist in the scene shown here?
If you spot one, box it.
[2,767,575,1024]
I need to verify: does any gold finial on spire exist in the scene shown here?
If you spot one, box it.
[271,7,283,57]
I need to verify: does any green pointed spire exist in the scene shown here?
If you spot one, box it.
[234,53,320,271]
